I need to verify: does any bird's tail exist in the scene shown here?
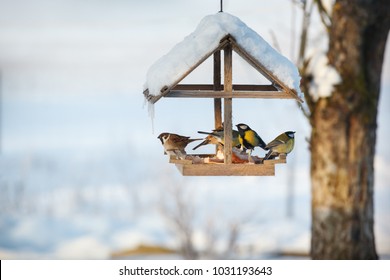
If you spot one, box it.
[188,138,202,144]
[197,131,219,137]
[258,138,268,151]
[263,150,274,161]
[192,139,210,150]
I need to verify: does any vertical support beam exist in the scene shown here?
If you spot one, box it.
[223,44,233,164]
[213,51,222,130]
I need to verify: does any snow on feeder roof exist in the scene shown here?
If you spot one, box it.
[143,12,303,104]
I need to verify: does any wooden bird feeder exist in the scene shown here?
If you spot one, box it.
[143,13,303,176]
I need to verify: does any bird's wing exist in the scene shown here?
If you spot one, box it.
[171,135,190,144]
[246,130,266,149]
[265,138,286,149]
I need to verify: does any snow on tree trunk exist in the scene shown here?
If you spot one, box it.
[310,0,389,259]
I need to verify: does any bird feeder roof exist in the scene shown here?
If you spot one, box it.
[143,12,303,103]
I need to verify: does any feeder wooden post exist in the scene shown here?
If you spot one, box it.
[213,51,222,130]
[223,44,233,164]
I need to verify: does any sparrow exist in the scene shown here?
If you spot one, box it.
[263,131,295,160]
[236,123,268,162]
[157,133,201,159]
[193,126,240,150]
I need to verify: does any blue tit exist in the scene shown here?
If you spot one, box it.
[264,131,295,160]
[158,133,201,159]
[236,123,267,162]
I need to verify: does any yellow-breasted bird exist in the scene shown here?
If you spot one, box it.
[157,133,201,159]
[236,123,267,161]
[263,131,295,160]
[193,126,240,150]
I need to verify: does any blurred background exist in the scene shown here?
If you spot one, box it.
[0,0,389,259]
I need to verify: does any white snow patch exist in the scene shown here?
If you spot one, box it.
[111,230,155,251]
[144,12,302,100]
[308,53,341,101]
[322,0,335,17]
[55,236,110,259]
[192,230,209,252]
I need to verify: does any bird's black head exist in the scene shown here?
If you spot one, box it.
[285,131,296,138]
[236,123,250,132]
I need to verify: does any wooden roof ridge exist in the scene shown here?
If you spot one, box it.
[143,34,303,104]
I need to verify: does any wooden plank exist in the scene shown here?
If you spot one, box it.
[224,98,233,164]
[233,84,277,91]
[223,44,233,165]
[213,52,222,91]
[167,154,287,165]
[170,153,287,160]
[166,90,294,99]
[172,84,214,91]
[169,157,193,165]
[264,157,287,165]
[213,51,222,133]
[176,163,275,176]
[171,84,278,91]
[214,98,222,127]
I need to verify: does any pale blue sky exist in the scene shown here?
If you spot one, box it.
[0,0,388,156]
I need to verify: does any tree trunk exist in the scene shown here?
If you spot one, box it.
[310,0,389,259]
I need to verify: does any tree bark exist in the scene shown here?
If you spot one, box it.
[310,0,389,259]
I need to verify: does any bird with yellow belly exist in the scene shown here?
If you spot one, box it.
[264,131,295,160]
[236,123,267,162]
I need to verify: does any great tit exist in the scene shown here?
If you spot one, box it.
[264,131,295,160]
[193,126,240,150]
[157,133,201,159]
[236,123,267,162]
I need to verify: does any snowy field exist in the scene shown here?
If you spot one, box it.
[0,0,389,259]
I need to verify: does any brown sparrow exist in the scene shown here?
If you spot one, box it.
[157,133,201,159]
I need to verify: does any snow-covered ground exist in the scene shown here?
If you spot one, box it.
[0,0,389,259]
